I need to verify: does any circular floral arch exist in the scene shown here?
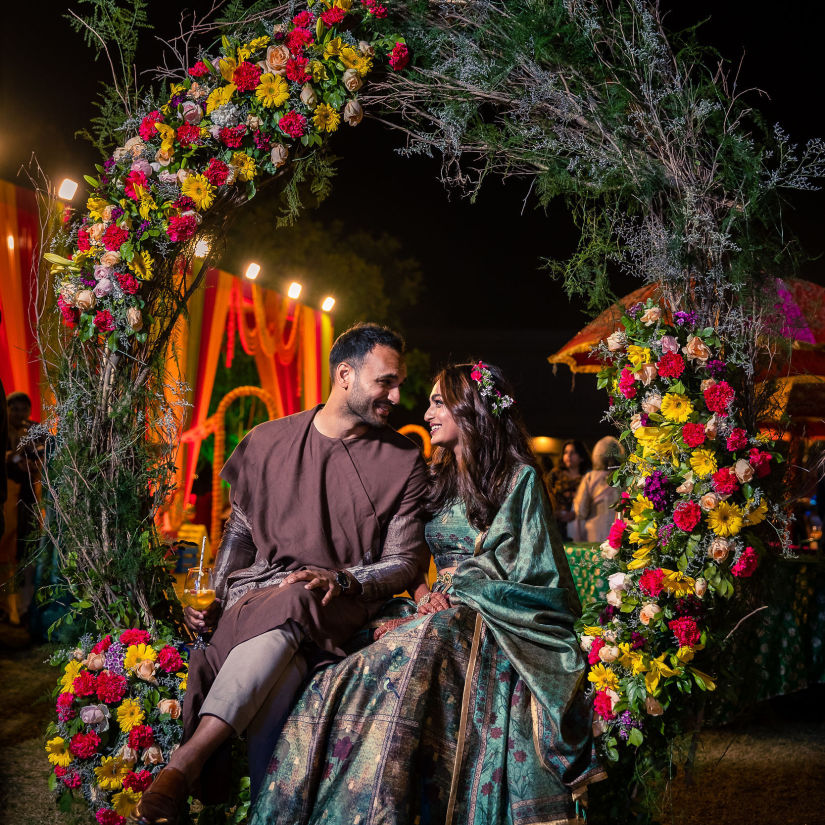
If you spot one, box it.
[39,0,820,820]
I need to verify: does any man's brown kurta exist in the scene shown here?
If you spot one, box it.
[184,406,428,741]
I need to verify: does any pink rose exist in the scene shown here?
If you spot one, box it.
[86,652,107,672]
[130,158,153,177]
[93,278,113,298]
[608,572,628,591]
[660,335,679,354]
[181,101,203,125]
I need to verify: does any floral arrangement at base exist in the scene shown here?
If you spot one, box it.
[577,300,784,773]
[46,628,188,824]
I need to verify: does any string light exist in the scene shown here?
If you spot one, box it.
[194,239,210,258]
[7,235,14,252]
[287,281,302,299]
[57,179,78,200]
[245,262,261,280]
[321,296,335,312]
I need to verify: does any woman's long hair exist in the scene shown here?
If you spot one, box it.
[557,439,592,475]
[428,363,537,531]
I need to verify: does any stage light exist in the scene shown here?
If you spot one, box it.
[7,234,14,252]
[287,281,302,299]
[321,296,335,312]
[245,262,261,280]
[57,178,79,201]
[194,239,210,258]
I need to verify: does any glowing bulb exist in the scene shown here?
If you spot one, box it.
[321,296,335,312]
[245,262,261,280]
[57,178,78,201]
[194,239,210,258]
[287,281,302,300]
[7,234,14,252]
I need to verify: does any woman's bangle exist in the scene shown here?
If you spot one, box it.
[417,592,431,607]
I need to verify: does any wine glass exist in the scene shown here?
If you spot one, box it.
[182,566,216,650]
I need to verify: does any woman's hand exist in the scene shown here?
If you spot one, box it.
[373,616,415,640]
[416,591,451,615]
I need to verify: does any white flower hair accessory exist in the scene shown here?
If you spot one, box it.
[469,361,515,417]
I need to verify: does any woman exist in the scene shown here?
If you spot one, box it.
[251,363,603,825]
[573,435,625,543]
[547,440,591,541]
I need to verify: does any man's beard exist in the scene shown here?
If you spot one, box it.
[346,386,391,428]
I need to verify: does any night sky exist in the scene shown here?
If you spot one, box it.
[2,1,823,440]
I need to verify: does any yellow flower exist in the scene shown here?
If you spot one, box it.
[60,660,82,694]
[339,45,361,70]
[309,60,329,83]
[181,174,216,211]
[218,56,237,82]
[689,448,717,478]
[177,671,188,692]
[112,787,142,818]
[206,84,237,115]
[627,544,653,571]
[123,643,157,670]
[706,501,744,537]
[676,646,695,663]
[353,55,372,76]
[312,103,340,133]
[630,494,654,522]
[116,698,145,733]
[138,196,157,220]
[587,663,620,692]
[690,667,717,691]
[627,345,652,369]
[334,0,353,9]
[45,736,72,767]
[155,123,176,154]
[87,197,109,221]
[247,35,271,50]
[255,73,289,108]
[231,152,257,181]
[324,37,343,58]
[94,756,127,791]
[237,45,252,61]
[618,643,647,675]
[660,569,696,597]
[582,625,603,637]
[644,653,680,695]
[133,250,154,281]
[743,499,768,526]
[660,393,693,423]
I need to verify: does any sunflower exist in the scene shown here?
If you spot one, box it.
[181,174,216,211]
[689,448,717,478]
[353,55,372,76]
[231,152,257,182]
[706,501,744,537]
[94,756,127,791]
[112,788,142,819]
[310,60,329,83]
[60,660,82,694]
[661,568,696,597]
[116,698,145,733]
[312,103,340,133]
[587,663,620,692]
[660,393,693,423]
[45,736,72,767]
[133,250,154,281]
[743,498,768,526]
[256,73,289,108]
[123,643,157,670]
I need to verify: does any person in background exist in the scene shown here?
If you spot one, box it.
[547,440,591,541]
[574,435,625,543]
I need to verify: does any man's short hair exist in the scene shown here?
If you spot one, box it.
[6,391,31,408]
[329,323,405,377]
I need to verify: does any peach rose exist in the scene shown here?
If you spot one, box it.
[600,540,620,560]
[124,136,145,158]
[342,68,363,92]
[699,492,719,511]
[101,205,116,222]
[118,745,138,766]
[602,628,618,643]
[246,114,262,130]
[639,603,661,625]
[700,378,717,392]
[635,363,658,386]
[708,536,732,562]
[100,250,121,267]
[74,290,96,311]
[72,648,85,661]
[187,82,208,101]
[300,84,318,108]
[157,699,182,719]
[734,459,754,483]
[343,99,363,126]
[155,146,174,167]
[705,415,720,439]
[645,695,664,715]
[660,335,679,354]
[580,635,594,652]
[606,331,626,352]
[640,306,662,325]
[126,307,143,332]
[676,472,695,495]
[270,144,289,168]
[265,44,290,75]
[598,645,620,663]
[694,577,708,598]
[142,745,164,765]
[683,335,711,364]
[606,589,624,608]
[88,222,105,243]
[359,40,375,56]
[86,652,107,672]
[630,413,644,432]
[641,393,662,415]
[134,658,157,682]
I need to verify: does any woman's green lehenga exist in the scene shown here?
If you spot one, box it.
[250,467,604,825]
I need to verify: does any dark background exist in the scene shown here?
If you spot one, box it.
[1,1,823,440]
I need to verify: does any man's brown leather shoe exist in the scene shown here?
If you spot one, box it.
[132,766,188,824]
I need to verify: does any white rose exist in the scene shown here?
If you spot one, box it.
[600,540,620,560]
[608,572,628,591]
[598,645,620,663]
[606,589,624,607]
[580,635,594,652]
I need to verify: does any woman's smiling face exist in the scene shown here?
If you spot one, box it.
[424,382,460,452]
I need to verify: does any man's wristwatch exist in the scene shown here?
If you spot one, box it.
[335,570,352,593]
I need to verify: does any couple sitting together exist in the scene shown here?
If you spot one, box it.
[136,323,603,825]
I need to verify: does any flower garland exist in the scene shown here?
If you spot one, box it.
[46,629,188,824]
[46,0,409,349]
[577,300,782,763]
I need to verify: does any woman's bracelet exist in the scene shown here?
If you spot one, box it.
[417,592,431,607]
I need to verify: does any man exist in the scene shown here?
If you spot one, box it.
[137,323,429,824]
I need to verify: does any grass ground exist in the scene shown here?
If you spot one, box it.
[2,621,823,825]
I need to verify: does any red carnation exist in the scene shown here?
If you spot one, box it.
[96,809,126,825]
[69,730,101,759]
[157,645,184,673]
[91,634,112,655]
[748,448,772,478]
[116,272,139,295]
[681,422,706,448]
[124,170,148,201]
[292,10,315,27]
[704,380,735,415]
[122,770,153,792]
[176,122,202,147]
[56,692,76,721]
[127,724,155,751]
[712,467,739,495]
[188,61,210,78]
[726,428,748,452]
[320,7,346,26]
[102,224,129,251]
[388,42,410,72]
[72,671,98,697]
[96,671,127,704]
[673,500,701,532]
[54,766,67,778]
[732,546,759,578]
[233,60,264,91]
[57,295,79,328]
[618,367,637,399]
[139,110,163,141]
[668,616,701,648]
[172,195,197,211]
[167,213,199,242]
[278,110,307,138]
[120,629,151,646]
[219,124,247,148]
[204,158,230,186]
[593,690,616,721]
[285,56,312,84]
[93,310,116,333]
[639,567,664,597]
[587,637,606,666]
[656,351,685,379]
[607,518,626,550]
[363,0,388,18]
[77,227,91,252]
[63,771,82,788]
[286,28,314,55]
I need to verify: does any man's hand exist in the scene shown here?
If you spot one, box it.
[416,591,451,615]
[184,601,221,633]
[280,568,343,606]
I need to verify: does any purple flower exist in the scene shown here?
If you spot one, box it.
[630,632,645,650]
[104,157,115,172]
[705,359,727,378]
[628,303,644,318]
[110,207,124,220]
[674,311,698,327]
[643,470,671,511]
[104,641,125,674]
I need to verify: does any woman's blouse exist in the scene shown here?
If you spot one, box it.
[425,499,479,571]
